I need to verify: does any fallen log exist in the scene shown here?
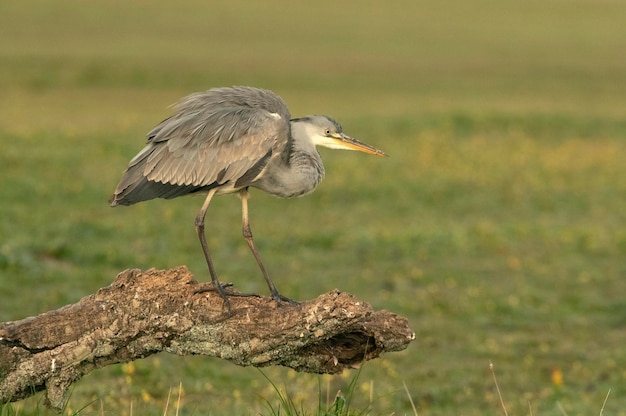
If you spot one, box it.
[0,266,415,411]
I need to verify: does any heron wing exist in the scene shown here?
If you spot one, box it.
[112,87,291,204]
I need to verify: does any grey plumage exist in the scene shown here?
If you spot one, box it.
[111,87,291,204]
[110,86,385,310]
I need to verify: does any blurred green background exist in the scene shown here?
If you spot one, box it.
[1,0,625,414]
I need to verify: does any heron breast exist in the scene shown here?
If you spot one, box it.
[253,152,324,198]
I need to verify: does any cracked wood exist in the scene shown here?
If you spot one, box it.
[0,266,414,411]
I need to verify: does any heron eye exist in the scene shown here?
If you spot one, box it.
[324,129,331,135]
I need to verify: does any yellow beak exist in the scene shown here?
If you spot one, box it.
[330,133,387,157]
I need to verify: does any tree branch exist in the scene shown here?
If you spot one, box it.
[0,266,415,411]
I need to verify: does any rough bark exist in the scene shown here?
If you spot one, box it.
[0,266,414,411]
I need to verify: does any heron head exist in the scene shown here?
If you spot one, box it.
[294,115,386,156]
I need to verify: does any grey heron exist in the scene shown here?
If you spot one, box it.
[110,86,386,310]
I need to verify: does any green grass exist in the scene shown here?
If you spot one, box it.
[1,0,626,414]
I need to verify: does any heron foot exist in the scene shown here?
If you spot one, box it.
[195,282,263,316]
[270,291,300,306]
[195,283,299,307]
[194,282,233,294]
[195,283,260,298]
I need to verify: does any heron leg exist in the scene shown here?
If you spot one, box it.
[193,188,234,312]
[240,188,299,305]
[194,189,260,312]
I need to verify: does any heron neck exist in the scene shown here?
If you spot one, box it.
[253,125,325,198]
[287,121,326,192]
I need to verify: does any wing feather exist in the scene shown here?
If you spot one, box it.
[111,86,291,205]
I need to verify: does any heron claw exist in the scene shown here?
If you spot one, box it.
[195,284,260,298]
[271,292,300,306]
[194,282,234,294]
[195,282,299,309]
